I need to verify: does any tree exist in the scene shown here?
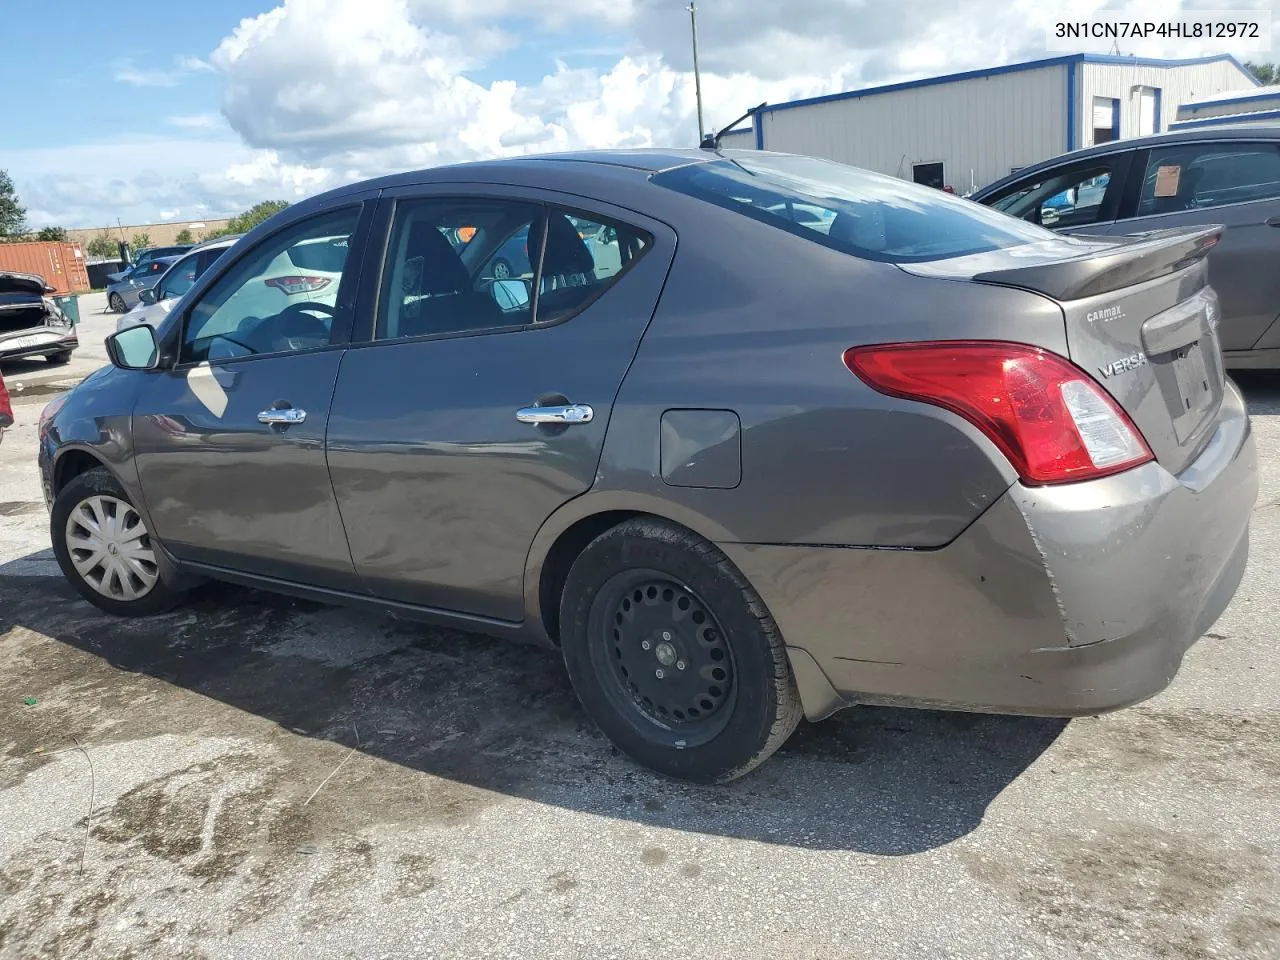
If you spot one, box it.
[36,226,68,242]
[204,200,291,240]
[174,227,194,244]
[1244,61,1278,84]
[0,169,27,238]
[86,230,118,259]
[130,232,153,252]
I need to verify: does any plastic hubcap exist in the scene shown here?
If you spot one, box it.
[64,494,159,601]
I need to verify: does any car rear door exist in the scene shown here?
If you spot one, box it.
[1088,139,1280,356]
[326,185,675,622]
[131,200,375,590]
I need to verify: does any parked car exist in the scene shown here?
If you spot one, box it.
[106,244,193,283]
[117,238,239,333]
[38,149,1256,783]
[0,271,78,365]
[972,125,1280,369]
[0,368,11,445]
[106,256,181,313]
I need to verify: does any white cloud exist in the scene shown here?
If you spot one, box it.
[19,0,1279,227]
[115,54,219,87]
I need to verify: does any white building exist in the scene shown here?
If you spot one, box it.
[717,54,1257,192]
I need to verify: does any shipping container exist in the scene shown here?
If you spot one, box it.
[0,242,91,294]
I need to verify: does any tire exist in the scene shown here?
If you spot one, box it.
[491,258,512,280]
[50,466,188,617]
[46,351,72,365]
[560,518,803,783]
[108,293,126,313]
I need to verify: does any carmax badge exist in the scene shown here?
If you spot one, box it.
[1086,305,1126,324]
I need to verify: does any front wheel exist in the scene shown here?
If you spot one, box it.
[491,258,512,280]
[560,518,802,783]
[50,467,188,616]
[108,292,126,313]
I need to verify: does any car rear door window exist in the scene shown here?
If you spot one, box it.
[1134,142,1280,216]
[375,199,652,339]
[180,207,359,364]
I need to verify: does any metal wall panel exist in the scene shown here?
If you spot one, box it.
[0,242,90,294]
[1079,61,1255,143]
[760,65,1068,193]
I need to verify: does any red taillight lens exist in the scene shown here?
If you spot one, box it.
[264,275,331,295]
[0,376,12,429]
[844,341,1153,485]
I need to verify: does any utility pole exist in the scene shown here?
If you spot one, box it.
[688,2,705,144]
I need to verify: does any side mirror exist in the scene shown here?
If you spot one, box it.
[491,278,531,310]
[1039,206,1060,226]
[106,324,160,371]
[138,288,157,305]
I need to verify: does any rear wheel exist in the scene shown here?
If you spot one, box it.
[46,351,72,365]
[491,258,512,280]
[560,518,802,782]
[50,467,188,616]
[108,292,126,312]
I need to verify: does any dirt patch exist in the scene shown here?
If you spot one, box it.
[961,824,1277,959]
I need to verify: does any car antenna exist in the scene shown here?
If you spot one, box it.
[701,102,767,151]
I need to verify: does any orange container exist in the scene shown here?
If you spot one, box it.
[0,242,91,294]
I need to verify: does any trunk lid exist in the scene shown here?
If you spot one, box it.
[0,271,53,298]
[899,226,1226,475]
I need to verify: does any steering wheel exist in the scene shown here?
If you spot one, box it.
[257,301,336,353]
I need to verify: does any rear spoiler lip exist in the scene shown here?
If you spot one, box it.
[971,225,1224,302]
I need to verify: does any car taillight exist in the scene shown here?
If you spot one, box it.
[0,376,12,429]
[264,275,331,295]
[844,341,1153,485]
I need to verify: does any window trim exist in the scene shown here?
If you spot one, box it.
[169,201,371,370]
[362,195,654,348]
[1121,140,1280,222]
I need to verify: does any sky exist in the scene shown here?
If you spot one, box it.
[3,0,1277,229]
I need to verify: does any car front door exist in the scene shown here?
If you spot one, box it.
[326,188,675,621]
[981,152,1133,234]
[1091,140,1280,355]
[131,201,373,589]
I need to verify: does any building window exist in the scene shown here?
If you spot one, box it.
[1092,96,1120,145]
[911,161,945,189]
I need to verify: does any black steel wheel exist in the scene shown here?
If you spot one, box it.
[591,570,737,745]
[560,518,802,783]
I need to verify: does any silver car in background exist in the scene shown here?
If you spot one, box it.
[106,256,180,313]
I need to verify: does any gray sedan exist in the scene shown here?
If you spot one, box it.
[106,256,180,313]
[37,149,1256,782]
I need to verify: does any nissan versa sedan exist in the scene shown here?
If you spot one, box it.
[973,126,1280,369]
[37,149,1257,783]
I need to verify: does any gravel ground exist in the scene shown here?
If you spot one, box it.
[0,365,1277,960]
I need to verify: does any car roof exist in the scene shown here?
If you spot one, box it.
[973,124,1280,199]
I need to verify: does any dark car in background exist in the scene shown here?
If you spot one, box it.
[38,149,1255,783]
[0,271,78,366]
[106,244,193,283]
[106,256,181,313]
[973,126,1280,369]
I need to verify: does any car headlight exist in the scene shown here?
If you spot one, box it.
[39,393,69,432]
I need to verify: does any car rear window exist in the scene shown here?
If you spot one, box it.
[653,154,1051,263]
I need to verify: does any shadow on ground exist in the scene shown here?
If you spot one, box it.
[0,570,1068,856]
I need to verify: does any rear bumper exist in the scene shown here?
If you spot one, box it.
[725,380,1257,720]
[0,330,78,361]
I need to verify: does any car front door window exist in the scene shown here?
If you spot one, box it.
[986,162,1120,228]
[180,208,359,364]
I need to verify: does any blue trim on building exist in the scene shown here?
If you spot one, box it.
[1066,60,1077,150]
[755,114,764,150]
[1110,97,1121,141]
[1168,109,1280,131]
[1179,88,1280,117]
[1153,87,1162,133]
[756,53,1254,117]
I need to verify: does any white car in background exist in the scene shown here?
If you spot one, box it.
[117,238,239,333]
[117,233,348,337]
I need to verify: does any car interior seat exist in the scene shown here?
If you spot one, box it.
[529,214,598,320]
[395,221,504,336]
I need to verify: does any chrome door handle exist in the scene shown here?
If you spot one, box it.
[516,403,594,425]
[258,407,307,425]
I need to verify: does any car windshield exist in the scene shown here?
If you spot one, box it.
[653,154,1052,263]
